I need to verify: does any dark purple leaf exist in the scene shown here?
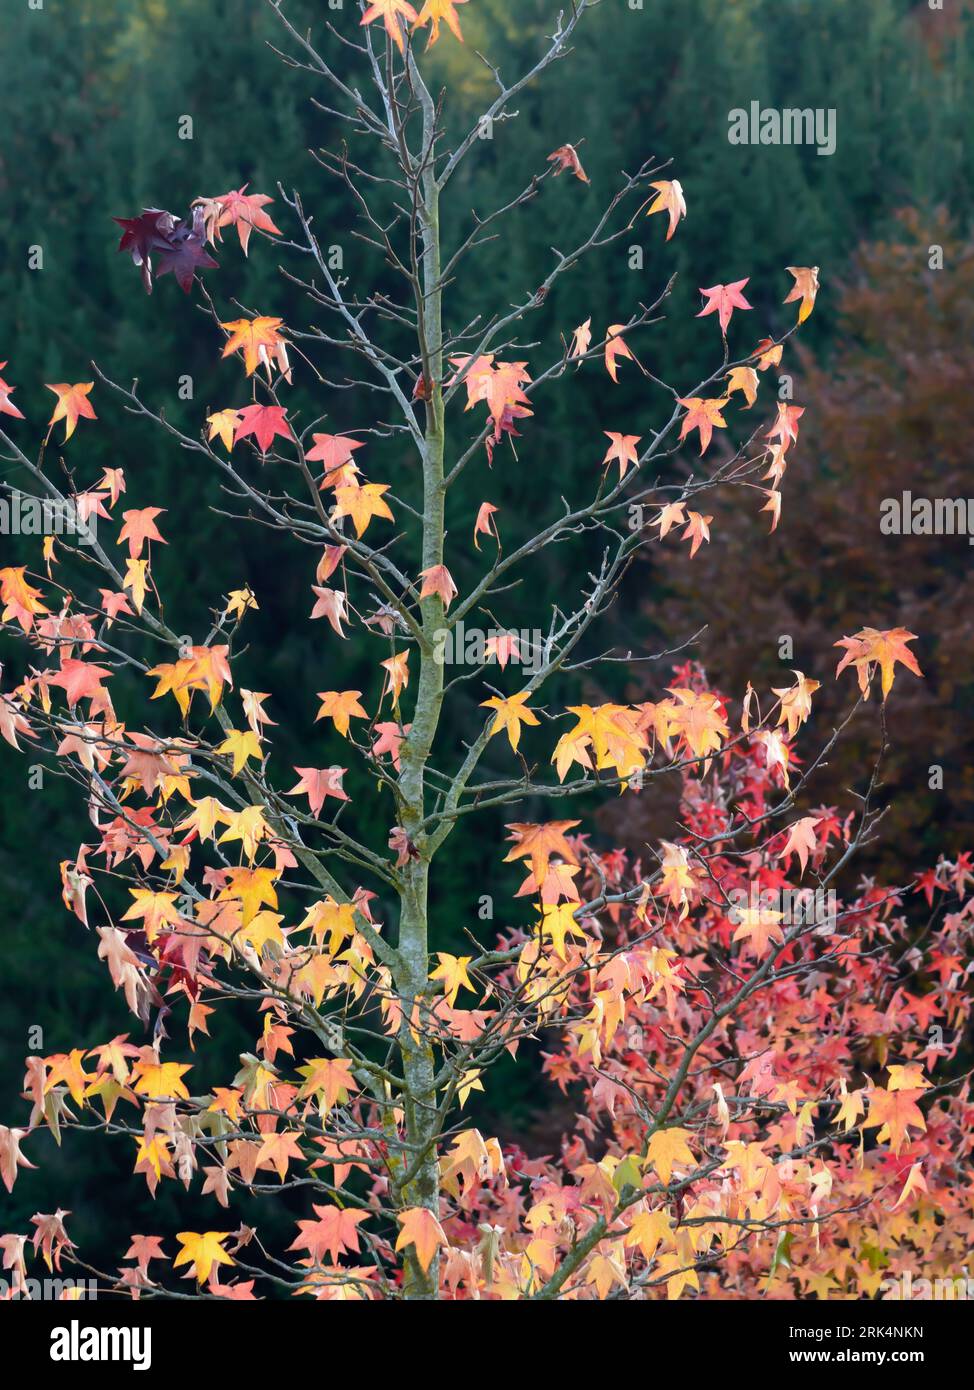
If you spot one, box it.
[153,207,219,294]
[113,209,177,294]
[113,206,217,294]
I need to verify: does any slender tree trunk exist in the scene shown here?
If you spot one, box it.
[396,70,446,1300]
[396,863,440,1299]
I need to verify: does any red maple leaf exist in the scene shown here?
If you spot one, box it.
[697,278,753,333]
[0,363,25,420]
[234,405,293,454]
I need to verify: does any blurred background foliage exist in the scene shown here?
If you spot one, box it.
[1,0,972,1267]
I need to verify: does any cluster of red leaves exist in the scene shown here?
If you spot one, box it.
[439,669,974,1299]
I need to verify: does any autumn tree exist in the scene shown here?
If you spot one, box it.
[0,0,961,1302]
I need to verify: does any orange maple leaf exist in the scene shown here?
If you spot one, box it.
[380,651,410,704]
[45,382,96,442]
[288,767,349,816]
[296,1057,360,1110]
[605,324,635,383]
[415,0,467,46]
[602,432,641,481]
[395,1207,448,1273]
[784,265,820,323]
[418,564,458,608]
[315,689,368,737]
[118,507,166,559]
[864,1085,927,1154]
[677,396,728,454]
[681,510,713,558]
[291,1205,370,1263]
[473,501,499,550]
[547,144,589,183]
[361,0,418,53]
[221,316,290,379]
[0,362,25,420]
[778,816,820,877]
[766,401,805,451]
[645,179,686,240]
[834,627,923,701]
[504,821,580,887]
[121,890,182,944]
[732,904,785,958]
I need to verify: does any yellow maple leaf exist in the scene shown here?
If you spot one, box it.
[725,364,759,406]
[588,1246,628,1299]
[456,1068,484,1108]
[315,689,368,737]
[332,482,394,538]
[299,898,357,952]
[121,890,182,945]
[216,728,263,775]
[217,804,271,862]
[175,796,228,843]
[134,1134,171,1181]
[123,557,149,614]
[626,1208,673,1262]
[430,952,474,1007]
[645,1126,695,1186]
[557,703,646,780]
[207,408,241,452]
[173,1231,234,1284]
[224,586,258,621]
[380,651,410,705]
[237,909,284,956]
[537,901,586,960]
[657,1246,700,1300]
[415,0,467,47]
[219,866,279,926]
[481,690,539,751]
[132,1060,191,1101]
